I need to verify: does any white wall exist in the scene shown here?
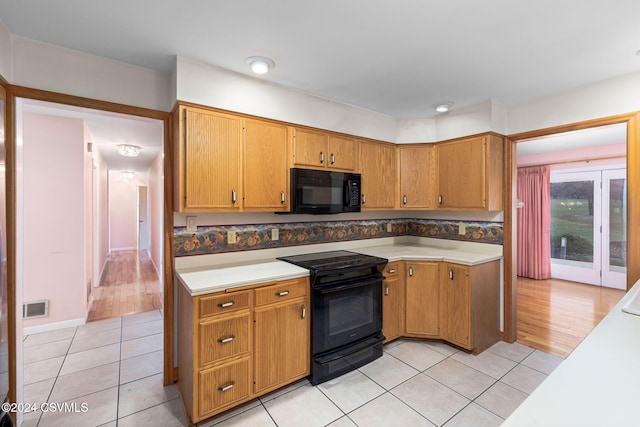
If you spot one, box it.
[10,36,172,112]
[22,112,88,328]
[508,70,640,135]
[109,171,147,251]
[147,153,163,279]
[175,56,398,142]
[0,21,10,82]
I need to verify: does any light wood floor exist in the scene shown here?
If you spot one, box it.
[87,250,162,322]
[516,277,625,358]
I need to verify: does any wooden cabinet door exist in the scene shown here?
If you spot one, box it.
[328,135,358,171]
[254,298,309,393]
[183,107,242,210]
[399,145,434,209]
[382,262,403,342]
[405,262,440,337]
[443,264,471,349]
[437,136,486,209]
[360,140,397,209]
[292,128,328,169]
[243,119,289,211]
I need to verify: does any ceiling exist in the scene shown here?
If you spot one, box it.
[2,1,639,167]
[21,99,163,174]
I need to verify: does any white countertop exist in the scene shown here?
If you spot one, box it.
[502,280,640,427]
[175,240,502,296]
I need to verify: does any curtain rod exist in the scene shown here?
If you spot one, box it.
[517,154,625,168]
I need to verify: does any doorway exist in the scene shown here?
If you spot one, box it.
[550,167,627,289]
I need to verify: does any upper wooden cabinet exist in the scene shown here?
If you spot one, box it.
[242,119,290,212]
[436,134,503,210]
[291,127,358,171]
[399,144,435,209]
[359,140,397,209]
[174,105,243,212]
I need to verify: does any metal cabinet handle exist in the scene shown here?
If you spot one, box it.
[362,194,366,204]
[218,335,235,344]
[231,189,237,204]
[449,270,454,280]
[301,304,306,319]
[276,290,290,297]
[387,269,396,274]
[438,195,443,205]
[409,266,413,277]
[281,191,286,204]
[219,301,234,308]
[403,195,407,205]
[385,286,389,296]
[320,151,325,164]
[330,153,335,164]
[219,382,235,392]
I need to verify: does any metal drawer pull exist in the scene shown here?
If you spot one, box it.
[276,290,290,297]
[449,270,454,280]
[301,304,306,319]
[438,195,443,204]
[403,195,407,205]
[219,301,234,308]
[232,189,237,204]
[218,336,235,344]
[387,269,396,274]
[281,191,286,204]
[409,266,413,277]
[320,151,325,164]
[218,382,235,392]
[385,286,389,296]
[330,153,335,164]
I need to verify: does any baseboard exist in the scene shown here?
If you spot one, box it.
[110,246,137,252]
[23,317,86,336]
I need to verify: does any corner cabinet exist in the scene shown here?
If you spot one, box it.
[178,278,310,424]
[291,127,358,172]
[359,140,398,209]
[381,261,404,343]
[441,260,501,353]
[436,134,503,210]
[399,144,435,209]
[174,105,243,212]
[242,119,290,212]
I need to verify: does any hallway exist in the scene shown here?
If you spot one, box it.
[88,251,162,322]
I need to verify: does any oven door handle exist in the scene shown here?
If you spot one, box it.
[315,276,382,294]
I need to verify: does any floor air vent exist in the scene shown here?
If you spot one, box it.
[23,300,49,319]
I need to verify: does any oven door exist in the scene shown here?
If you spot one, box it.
[312,273,383,354]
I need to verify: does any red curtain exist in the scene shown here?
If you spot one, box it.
[517,166,551,279]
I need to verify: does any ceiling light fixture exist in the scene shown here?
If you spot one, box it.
[121,171,135,180]
[117,144,141,157]
[246,56,275,74]
[433,102,454,113]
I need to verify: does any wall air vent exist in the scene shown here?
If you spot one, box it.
[23,300,49,319]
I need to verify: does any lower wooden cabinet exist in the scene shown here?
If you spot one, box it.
[254,281,309,394]
[178,278,310,424]
[441,260,501,353]
[405,262,440,338]
[382,262,404,342]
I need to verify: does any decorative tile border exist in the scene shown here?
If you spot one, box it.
[174,218,503,257]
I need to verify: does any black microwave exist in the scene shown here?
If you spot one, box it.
[288,168,361,214]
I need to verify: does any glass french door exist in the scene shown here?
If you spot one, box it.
[550,168,626,289]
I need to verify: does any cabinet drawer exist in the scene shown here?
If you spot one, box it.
[383,262,400,278]
[199,291,250,318]
[199,357,250,417]
[254,278,308,307]
[199,313,250,366]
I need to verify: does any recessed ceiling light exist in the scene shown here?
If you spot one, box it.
[117,144,140,157]
[433,102,454,113]
[246,56,275,74]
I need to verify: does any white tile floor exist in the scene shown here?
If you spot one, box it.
[22,311,563,426]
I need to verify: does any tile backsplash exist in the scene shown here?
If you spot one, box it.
[174,218,503,257]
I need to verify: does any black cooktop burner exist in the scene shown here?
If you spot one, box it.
[278,250,387,273]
